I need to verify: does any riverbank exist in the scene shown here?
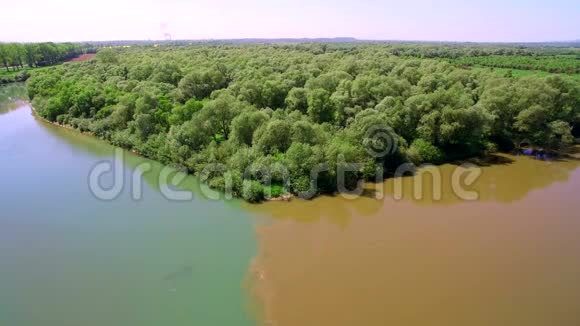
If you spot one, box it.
[1,66,60,85]
[0,69,31,85]
[29,102,146,157]
[30,102,81,131]
[28,100,579,203]
[29,101,301,202]
[1,52,96,85]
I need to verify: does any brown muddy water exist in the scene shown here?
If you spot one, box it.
[248,154,580,326]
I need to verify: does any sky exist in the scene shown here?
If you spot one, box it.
[1,0,578,42]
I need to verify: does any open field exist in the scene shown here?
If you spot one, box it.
[451,54,580,74]
[471,66,580,80]
[0,66,48,77]
[67,53,96,62]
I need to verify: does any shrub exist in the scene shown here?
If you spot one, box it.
[110,129,135,149]
[225,171,244,197]
[208,176,226,192]
[15,71,31,82]
[264,183,284,198]
[242,180,264,203]
[484,141,498,154]
[407,139,445,164]
[291,175,312,194]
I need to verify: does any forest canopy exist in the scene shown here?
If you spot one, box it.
[26,43,580,202]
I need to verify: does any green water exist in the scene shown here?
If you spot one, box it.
[0,85,258,325]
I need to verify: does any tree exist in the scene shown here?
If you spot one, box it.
[546,120,574,150]
[135,93,157,115]
[168,99,203,125]
[285,142,325,192]
[305,71,352,93]
[96,48,119,64]
[0,44,15,71]
[202,92,243,140]
[152,62,182,86]
[291,120,325,145]
[177,67,227,101]
[133,113,156,140]
[285,87,308,113]
[25,44,40,67]
[13,44,26,68]
[261,79,289,109]
[167,116,212,153]
[253,119,293,154]
[407,139,445,164]
[307,88,334,123]
[242,180,264,203]
[231,110,269,146]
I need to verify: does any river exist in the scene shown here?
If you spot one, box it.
[0,85,258,326]
[2,84,580,326]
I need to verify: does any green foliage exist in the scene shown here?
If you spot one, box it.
[285,87,308,113]
[407,139,445,164]
[24,42,580,202]
[96,48,119,64]
[231,109,269,146]
[177,67,228,101]
[264,183,285,198]
[242,180,265,203]
[307,88,333,123]
[453,55,580,74]
[0,42,85,79]
[168,99,203,125]
[253,119,293,154]
[291,120,326,145]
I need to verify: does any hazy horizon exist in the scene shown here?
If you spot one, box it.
[1,0,578,43]
[4,37,580,44]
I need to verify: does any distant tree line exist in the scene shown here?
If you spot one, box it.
[0,42,92,71]
[386,43,580,73]
[452,55,580,74]
[0,42,96,84]
[387,43,580,58]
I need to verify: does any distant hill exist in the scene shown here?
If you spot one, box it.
[85,38,359,47]
[79,38,580,48]
[212,37,359,44]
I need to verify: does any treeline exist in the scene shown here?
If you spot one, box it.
[0,42,89,70]
[452,55,580,74]
[0,42,93,84]
[390,44,531,59]
[27,44,580,202]
[387,43,580,74]
[388,43,580,59]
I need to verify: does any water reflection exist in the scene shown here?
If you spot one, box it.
[0,83,28,115]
